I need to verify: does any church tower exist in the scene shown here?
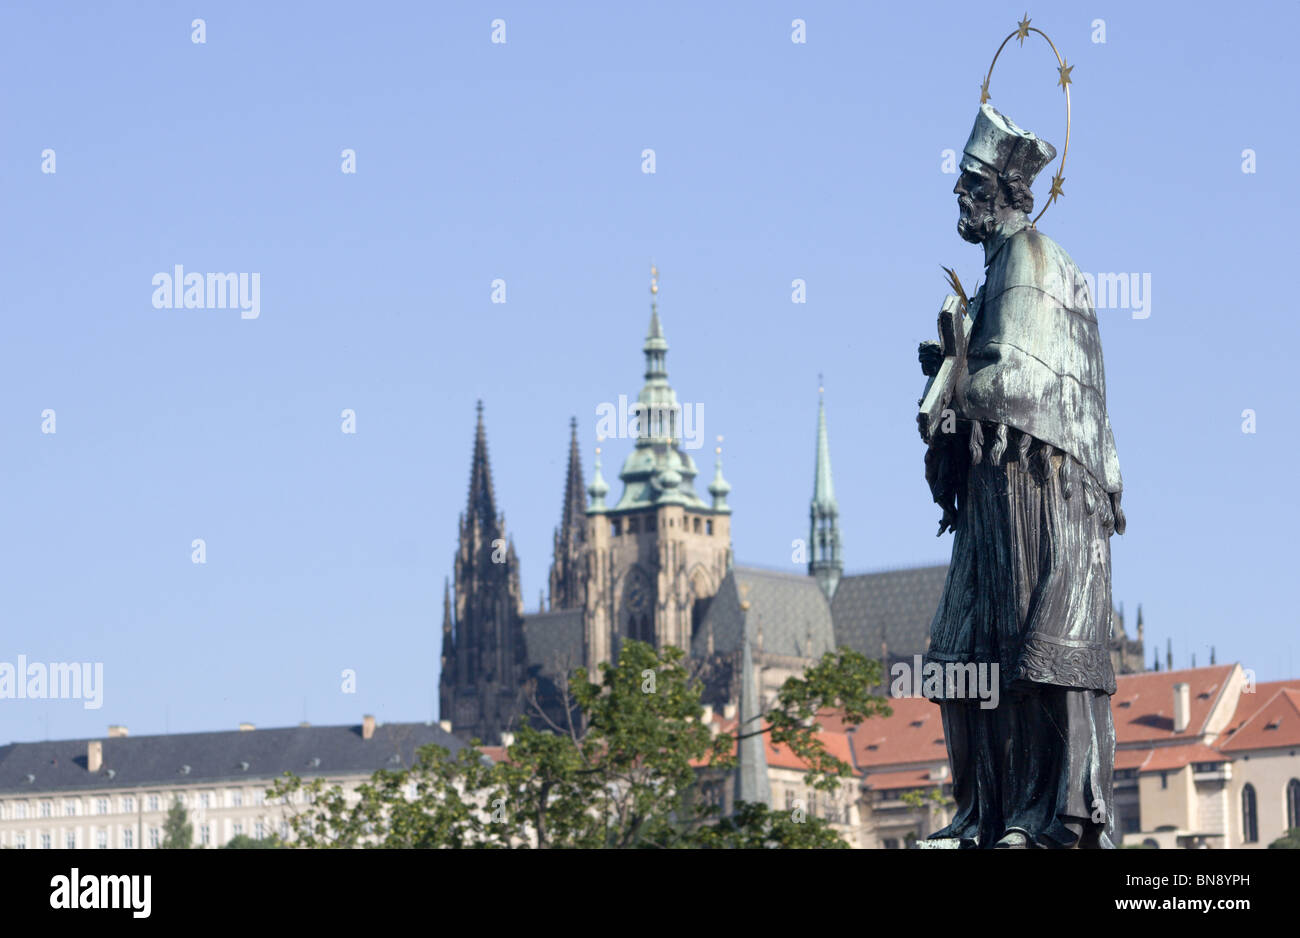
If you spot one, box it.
[809,384,843,600]
[548,417,588,611]
[438,401,527,744]
[584,267,732,668]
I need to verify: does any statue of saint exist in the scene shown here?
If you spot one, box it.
[917,102,1125,848]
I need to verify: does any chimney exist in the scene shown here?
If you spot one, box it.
[107,725,128,738]
[1173,682,1191,733]
[87,740,103,773]
[239,722,255,732]
[700,703,714,724]
[362,714,376,740]
[500,732,515,747]
[723,702,738,720]
[438,719,452,734]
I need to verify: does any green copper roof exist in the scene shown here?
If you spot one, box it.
[813,392,836,514]
[609,298,711,513]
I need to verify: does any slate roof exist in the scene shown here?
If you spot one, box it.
[522,609,585,674]
[0,721,467,795]
[830,565,948,659]
[692,566,836,660]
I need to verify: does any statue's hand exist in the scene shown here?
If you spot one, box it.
[918,340,943,377]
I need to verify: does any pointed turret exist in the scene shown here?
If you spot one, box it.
[734,623,772,809]
[809,382,843,600]
[587,445,609,512]
[549,417,589,611]
[438,577,455,722]
[1136,604,1144,643]
[708,438,731,513]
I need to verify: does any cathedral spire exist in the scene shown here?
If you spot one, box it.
[549,417,589,611]
[466,399,498,530]
[610,267,709,511]
[809,380,843,600]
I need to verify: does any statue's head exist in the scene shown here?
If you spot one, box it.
[955,104,1055,244]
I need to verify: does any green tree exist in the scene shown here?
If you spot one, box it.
[269,641,891,848]
[1268,827,1300,848]
[160,796,193,849]
[222,833,285,849]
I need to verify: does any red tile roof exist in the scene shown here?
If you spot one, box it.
[1219,680,1300,740]
[1139,743,1230,773]
[824,696,948,768]
[1111,666,1235,743]
[863,768,942,790]
[1219,687,1300,752]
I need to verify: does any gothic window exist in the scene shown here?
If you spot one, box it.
[1241,784,1258,843]
[1287,778,1300,831]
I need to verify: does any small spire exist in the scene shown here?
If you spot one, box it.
[735,618,772,809]
[1210,645,1216,665]
[709,436,731,513]
[587,442,610,513]
[810,383,842,600]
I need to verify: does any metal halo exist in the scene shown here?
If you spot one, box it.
[981,23,1071,227]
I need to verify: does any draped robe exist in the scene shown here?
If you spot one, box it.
[923,225,1123,848]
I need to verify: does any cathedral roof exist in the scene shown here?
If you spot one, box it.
[693,566,837,661]
[830,565,949,660]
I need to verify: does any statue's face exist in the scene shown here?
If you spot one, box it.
[954,165,998,244]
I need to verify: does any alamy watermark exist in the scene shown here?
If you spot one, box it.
[595,395,704,450]
[151,266,260,319]
[890,654,999,710]
[0,655,104,710]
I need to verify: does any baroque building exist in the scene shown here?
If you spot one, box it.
[436,270,1146,750]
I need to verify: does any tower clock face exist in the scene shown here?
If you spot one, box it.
[625,578,649,615]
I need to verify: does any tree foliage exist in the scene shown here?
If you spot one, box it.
[268,641,890,848]
[160,796,193,849]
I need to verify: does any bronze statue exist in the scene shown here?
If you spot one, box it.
[915,24,1125,848]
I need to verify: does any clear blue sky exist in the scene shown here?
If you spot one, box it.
[1,1,1295,744]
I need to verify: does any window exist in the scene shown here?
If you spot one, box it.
[147,795,160,812]
[279,821,290,841]
[883,838,900,849]
[200,824,211,846]
[253,789,265,806]
[1160,772,1168,790]
[1287,779,1300,832]
[255,820,266,840]
[199,792,211,809]
[232,821,243,838]
[230,790,244,808]
[611,520,621,536]
[66,832,76,849]
[40,800,52,818]
[14,834,26,850]
[1242,784,1258,844]
[693,517,701,533]
[123,828,134,849]
[15,802,28,820]
[64,800,78,816]
[40,833,52,850]
[97,830,108,849]
[706,520,714,535]
[96,798,109,815]
[148,827,160,848]
[121,795,134,813]
[627,517,639,534]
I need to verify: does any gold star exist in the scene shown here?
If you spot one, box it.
[1057,59,1074,91]
[1047,171,1065,204]
[1016,14,1031,45]
[980,75,991,104]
